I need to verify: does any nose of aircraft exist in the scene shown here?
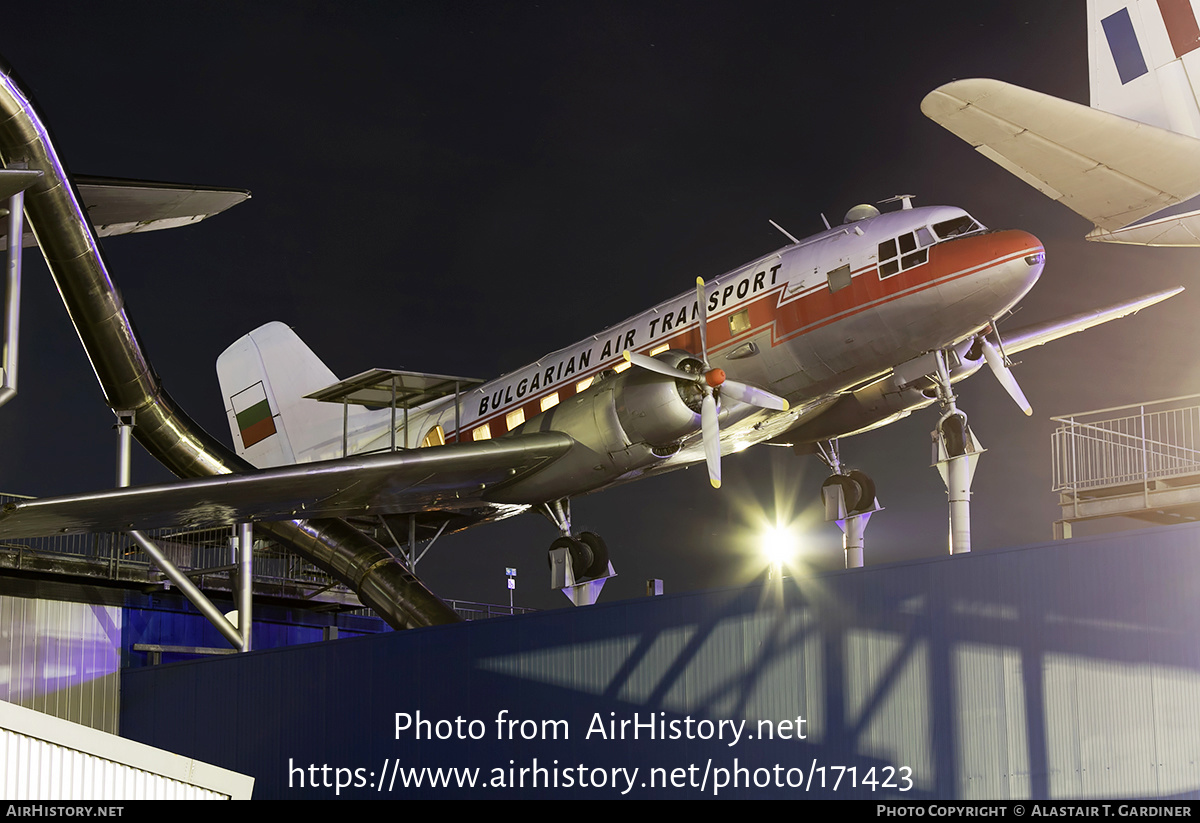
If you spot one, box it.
[950,227,1044,308]
[994,228,1045,305]
[925,227,1045,333]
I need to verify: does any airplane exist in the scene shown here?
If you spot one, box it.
[922,0,1200,247]
[0,51,1182,629]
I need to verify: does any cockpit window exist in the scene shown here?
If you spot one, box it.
[933,215,984,239]
[878,228,933,279]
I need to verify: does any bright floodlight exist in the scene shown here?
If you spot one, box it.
[761,525,796,567]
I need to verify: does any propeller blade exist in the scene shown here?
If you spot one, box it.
[695,277,710,367]
[701,390,721,488]
[720,379,790,411]
[980,337,1032,416]
[623,350,692,381]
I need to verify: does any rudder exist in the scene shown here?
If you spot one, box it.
[1089,0,1200,136]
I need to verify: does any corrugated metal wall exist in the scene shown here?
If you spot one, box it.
[120,523,1200,799]
[0,596,120,733]
[0,588,388,737]
[0,697,252,799]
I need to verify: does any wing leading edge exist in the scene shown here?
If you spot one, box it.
[921,78,1200,235]
[0,432,575,538]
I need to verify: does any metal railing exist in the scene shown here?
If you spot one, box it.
[443,599,538,620]
[1051,395,1200,492]
[0,493,533,620]
[0,494,341,591]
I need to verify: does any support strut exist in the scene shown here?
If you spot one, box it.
[929,350,984,555]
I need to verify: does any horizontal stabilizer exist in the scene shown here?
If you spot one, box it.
[922,79,1200,234]
[0,432,575,538]
[0,175,250,249]
[1003,287,1184,355]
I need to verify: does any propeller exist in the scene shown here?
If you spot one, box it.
[978,331,1032,416]
[624,277,789,488]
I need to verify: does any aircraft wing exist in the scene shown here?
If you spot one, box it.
[0,432,574,538]
[0,175,250,249]
[921,79,1200,232]
[1001,287,1184,354]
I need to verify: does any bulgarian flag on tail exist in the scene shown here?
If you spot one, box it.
[231,382,277,448]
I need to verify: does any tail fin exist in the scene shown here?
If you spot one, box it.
[217,322,358,468]
[1089,0,1200,137]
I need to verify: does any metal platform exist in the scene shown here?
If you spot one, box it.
[1051,394,1200,538]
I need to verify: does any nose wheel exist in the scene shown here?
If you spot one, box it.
[929,350,985,555]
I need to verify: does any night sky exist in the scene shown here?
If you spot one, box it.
[0,3,1193,611]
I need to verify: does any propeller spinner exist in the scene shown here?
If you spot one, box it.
[624,277,789,488]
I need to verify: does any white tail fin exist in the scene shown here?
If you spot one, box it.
[217,322,371,468]
[1089,0,1200,136]
[922,3,1200,246]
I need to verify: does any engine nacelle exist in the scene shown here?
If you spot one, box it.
[613,350,704,448]
[486,351,705,504]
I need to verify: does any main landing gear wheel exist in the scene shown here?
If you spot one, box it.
[539,500,616,605]
[846,469,876,514]
[547,532,609,580]
[548,536,591,575]
[577,531,609,579]
[821,470,876,515]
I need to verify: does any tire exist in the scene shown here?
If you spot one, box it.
[821,473,862,513]
[941,414,967,457]
[577,531,609,579]
[549,535,593,578]
[846,469,875,514]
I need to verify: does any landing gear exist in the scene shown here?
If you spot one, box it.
[816,439,882,569]
[540,500,616,606]
[929,350,984,555]
[547,531,609,580]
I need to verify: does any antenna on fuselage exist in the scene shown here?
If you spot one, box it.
[879,194,916,210]
[769,218,801,244]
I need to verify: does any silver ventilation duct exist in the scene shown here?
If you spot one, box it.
[0,59,459,630]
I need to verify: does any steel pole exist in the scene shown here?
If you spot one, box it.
[0,189,23,408]
[238,522,253,652]
[128,530,244,650]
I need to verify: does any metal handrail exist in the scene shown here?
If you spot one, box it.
[1051,399,1200,493]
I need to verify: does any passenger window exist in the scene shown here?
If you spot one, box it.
[420,425,445,448]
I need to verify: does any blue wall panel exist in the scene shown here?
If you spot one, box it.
[121,524,1200,799]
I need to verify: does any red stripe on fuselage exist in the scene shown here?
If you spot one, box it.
[457,230,1040,438]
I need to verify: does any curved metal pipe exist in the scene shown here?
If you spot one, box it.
[0,58,459,629]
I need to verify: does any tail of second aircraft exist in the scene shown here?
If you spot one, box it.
[217,321,371,468]
[1089,0,1200,137]
[921,0,1200,246]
